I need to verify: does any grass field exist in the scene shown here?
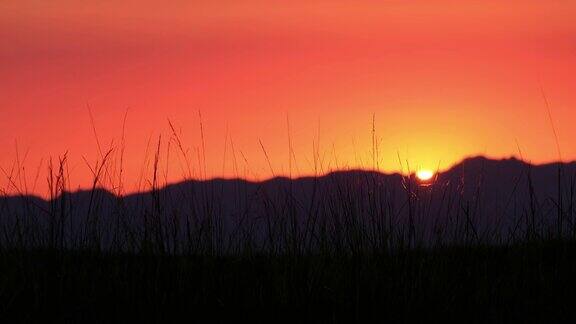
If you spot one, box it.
[1,241,576,323]
[2,131,576,323]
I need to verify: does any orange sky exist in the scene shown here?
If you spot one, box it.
[1,1,576,195]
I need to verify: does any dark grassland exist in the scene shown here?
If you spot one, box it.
[2,242,576,323]
[2,126,576,322]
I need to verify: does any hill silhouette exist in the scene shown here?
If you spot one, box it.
[2,156,575,251]
[2,156,576,322]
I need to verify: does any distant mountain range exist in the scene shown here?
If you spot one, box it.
[2,156,576,251]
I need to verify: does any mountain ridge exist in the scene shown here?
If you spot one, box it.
[2,155,576,251]
[2,155,576,202]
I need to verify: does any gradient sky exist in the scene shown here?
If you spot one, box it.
[2,1,576,195]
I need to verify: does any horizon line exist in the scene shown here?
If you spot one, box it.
[2,154,575,199]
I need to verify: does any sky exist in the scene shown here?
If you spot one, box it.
[1,1,576,195]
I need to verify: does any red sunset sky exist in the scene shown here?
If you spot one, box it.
[1,1,576,195]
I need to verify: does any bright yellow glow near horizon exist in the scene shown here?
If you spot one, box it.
[416,170,435,182]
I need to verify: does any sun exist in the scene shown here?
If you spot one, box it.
[416,170,434,181]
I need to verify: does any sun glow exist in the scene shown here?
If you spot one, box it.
[416,170,434,182]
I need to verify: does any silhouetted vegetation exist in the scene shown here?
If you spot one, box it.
[2,127,576,322]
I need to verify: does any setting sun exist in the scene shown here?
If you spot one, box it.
[416,170,435,182]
